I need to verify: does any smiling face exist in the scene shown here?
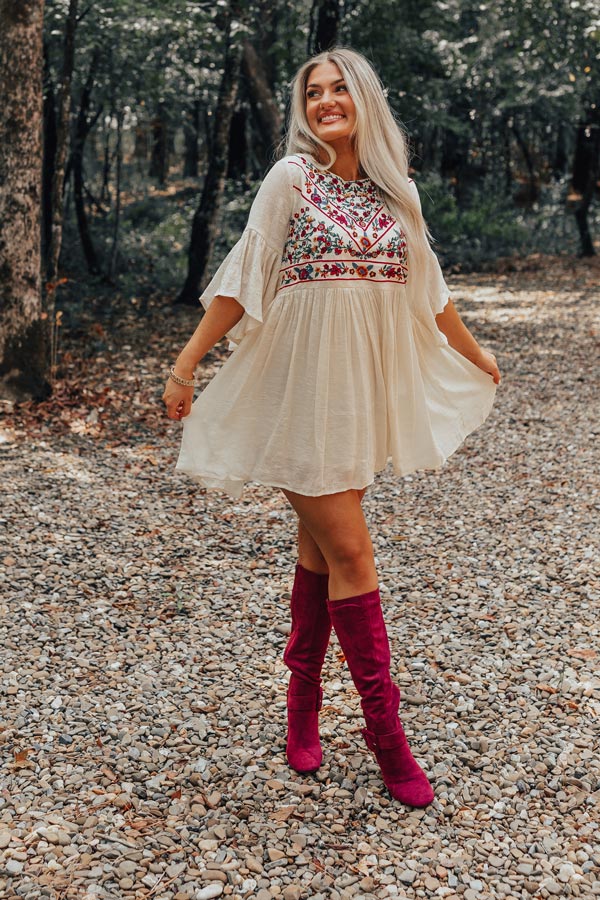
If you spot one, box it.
[304,61,356,148]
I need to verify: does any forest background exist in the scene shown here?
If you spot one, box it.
[0,0,599,401]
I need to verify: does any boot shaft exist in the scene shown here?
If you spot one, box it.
[327,589,400,734]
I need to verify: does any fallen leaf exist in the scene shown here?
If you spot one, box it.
[567,648,597,660]
[12,748,35,768]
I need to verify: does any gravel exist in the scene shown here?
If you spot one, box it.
[0,266,599,899]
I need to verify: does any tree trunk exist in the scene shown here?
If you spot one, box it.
[241,39,282,164]
[552,121,569,180]
[109,109,124,279]
[46,0,78,283]
[134,116,149,178]
[511,122,538,203]
[42,40,57,266]
[572,113,600,257]
[149,105,170,185]
[0,0,49,401]
[227,106,248,180]
[503,118,512,195]
[308,0,340,55]
[100,119,112,206]
[183,99,201,177]
[72,51,101,275]
[177,17,244,305]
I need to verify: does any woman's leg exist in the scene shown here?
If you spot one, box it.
[296,486,368,575]
[297,519,329,574]
[280,484,434,807]
[282,486,377,600]
[281,487,369,773]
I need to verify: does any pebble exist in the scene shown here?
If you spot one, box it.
[516,863,534,875]
[246,856,263,874]
[5,859,24,874]
[557,863,578,882]
[398,870,416,885]
[195,887,224,900]
[282,888,303,900]
[118,859,137,874]
[200,869,227,883]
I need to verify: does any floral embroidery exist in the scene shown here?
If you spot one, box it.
[279,157,408,290]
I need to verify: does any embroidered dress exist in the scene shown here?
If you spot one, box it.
[176,154,497,498]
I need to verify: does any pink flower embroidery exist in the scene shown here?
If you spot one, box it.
[277,158,408,290]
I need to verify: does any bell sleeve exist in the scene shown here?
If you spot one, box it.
[199,159,293,351]
[408,179,451,317]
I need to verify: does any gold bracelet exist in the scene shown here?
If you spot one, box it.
[169,365,195,387]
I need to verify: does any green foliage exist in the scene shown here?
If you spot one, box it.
[43,0,600,304]
[118,201,193,296]
[418,172,592,268]
[418,174,529,267]
[119,179,260,296]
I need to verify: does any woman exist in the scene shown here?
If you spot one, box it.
[163,48,501,808]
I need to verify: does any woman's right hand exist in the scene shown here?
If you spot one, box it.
[162,378,194,420]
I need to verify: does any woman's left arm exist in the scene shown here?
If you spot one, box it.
[435,299,501,385]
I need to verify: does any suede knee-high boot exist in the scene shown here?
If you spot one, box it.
[327,588,434,808]
[283,563,331,773]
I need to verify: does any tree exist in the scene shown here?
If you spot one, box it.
[242,40,283,164]
[308,0,340,54]
[0,0,49,401]
[46,0,78,283]
[177,3,246,305]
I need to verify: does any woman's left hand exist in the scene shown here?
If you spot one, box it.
[472,349,501,384]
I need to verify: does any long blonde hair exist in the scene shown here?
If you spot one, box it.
[283,47,432,282]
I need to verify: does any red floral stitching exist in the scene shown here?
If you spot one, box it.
[280,157,408,290]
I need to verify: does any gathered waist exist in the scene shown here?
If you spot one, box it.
[274,280,409,299]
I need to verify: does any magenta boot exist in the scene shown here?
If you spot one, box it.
[327,588,434,808]
[283,563,331,773]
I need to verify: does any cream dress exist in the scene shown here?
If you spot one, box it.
[176,154,497,498]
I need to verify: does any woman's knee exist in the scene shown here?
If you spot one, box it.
[325,534,374,573]
[281,487,373,572]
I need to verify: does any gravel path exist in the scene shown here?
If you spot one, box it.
[1,262,599,900]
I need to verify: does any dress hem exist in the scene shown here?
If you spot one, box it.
[175,388,495,500]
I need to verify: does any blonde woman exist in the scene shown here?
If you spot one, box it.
[163,48,501,808]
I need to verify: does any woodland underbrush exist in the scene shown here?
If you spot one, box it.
[56,167,597,327]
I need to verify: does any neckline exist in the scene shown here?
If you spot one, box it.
[326,169,370,184]
[303,155,371,186]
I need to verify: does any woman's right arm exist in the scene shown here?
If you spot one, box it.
[164,159,294,420]
[162,295,244,420]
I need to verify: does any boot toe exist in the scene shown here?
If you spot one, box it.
[386,775,434,808]
[286,745,322,774]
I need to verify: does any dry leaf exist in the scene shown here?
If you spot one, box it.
[12,748,35,768]
[567,648,597,660]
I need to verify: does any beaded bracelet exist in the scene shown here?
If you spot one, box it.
[169,365,195,387]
